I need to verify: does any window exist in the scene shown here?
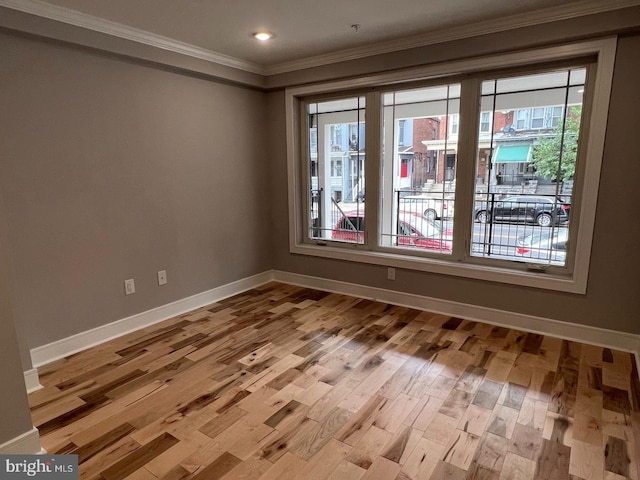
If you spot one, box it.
[515,109,529,130]
[398,119,407,146]
[381,84,459,251]
[287,39,616,293]
[450,114,459,135]
[480,111,491,133]
[550,106,564,128]
[531,107,545,129]
[331,159,342,177]
[307,97,365,242]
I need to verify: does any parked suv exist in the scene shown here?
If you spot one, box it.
[474,195,570,227]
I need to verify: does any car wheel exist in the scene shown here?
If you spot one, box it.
[476,210,490,223]
[424,209,437,221]
[537,213,552,227]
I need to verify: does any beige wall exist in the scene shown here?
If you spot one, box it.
[0,32,271,367]
[268,32,640,334]
[0,189,34,446]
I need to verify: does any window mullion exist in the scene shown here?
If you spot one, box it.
[364,91,381,251]
[453,78,481,260]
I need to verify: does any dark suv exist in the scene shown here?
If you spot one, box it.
[474,195,570,227]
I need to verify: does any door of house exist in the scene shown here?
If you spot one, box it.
[445,154,456,182]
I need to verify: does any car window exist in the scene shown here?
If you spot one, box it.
[398,222,412,236]
[405,216,441,238]
[339,216,364,231]
[554,241,567,251]
[523,232,551,246]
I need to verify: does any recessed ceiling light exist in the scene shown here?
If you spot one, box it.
[253,32,274,41]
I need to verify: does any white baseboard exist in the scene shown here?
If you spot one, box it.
[272,270,640,369]
[30,271,274,368]
[0,427,41,454]
[27,268,640,376]
[23,368,43,393]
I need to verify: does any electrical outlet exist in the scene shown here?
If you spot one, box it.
[157,270,167,286]
[387,267,396,281]
[124,278,135,295]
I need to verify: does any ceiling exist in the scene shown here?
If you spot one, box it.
[5,0,640,74]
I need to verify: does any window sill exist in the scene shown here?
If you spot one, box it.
[290,242,585,294]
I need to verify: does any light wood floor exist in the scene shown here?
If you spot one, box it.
[30,282,640,480]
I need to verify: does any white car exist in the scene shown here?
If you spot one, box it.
[399,195,454,221]
[516,228,568,265]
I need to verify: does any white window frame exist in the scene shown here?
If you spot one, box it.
[450,113,459,135]
[531,107,545,129]
[515,109,529,130]
[550,106,564,128]
[480,111,492,133]
[398,119,407,146]
[285,38,616,294]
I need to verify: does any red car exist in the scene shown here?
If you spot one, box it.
[332,210,452,252]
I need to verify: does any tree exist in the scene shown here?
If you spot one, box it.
[531,106,582,182]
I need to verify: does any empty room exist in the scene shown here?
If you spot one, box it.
[1,1,640,479]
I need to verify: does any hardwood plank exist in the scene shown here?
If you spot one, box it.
[287,407,351,460]
[259,452,306,480]
[473,432,509,473]
[458,404,493,436]
[535,437,571,480]
[101,432,180,480]
[326,460,366,480]
[219,455,271,480]
[487,405,519,439]
[473,380,504,411]
[502,382,528,410]
[442,430,480,470]
[604,436,632,477]
[191,451,242,480]
[199,406,246,439]
[429,460,467,479]
[360,457,401,480]
[380,426,422,464]
[293,438,351,480]
[264,400,303,428]
[79,436,141,480]
[423,412,459,446]
[397,437,444,480]
[345,425,393,470]
[569,440,604,480]
[517,398,547,431]
[499,452,536,480]
[143,431,212,478]
[440,388,473,420]
[208,412,274,461]
[75,423,137,464]
[509,423,543,461]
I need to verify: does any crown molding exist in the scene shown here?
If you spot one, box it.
[1,0,639,78]
[0,0,267,75]
[264,0,640,75]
